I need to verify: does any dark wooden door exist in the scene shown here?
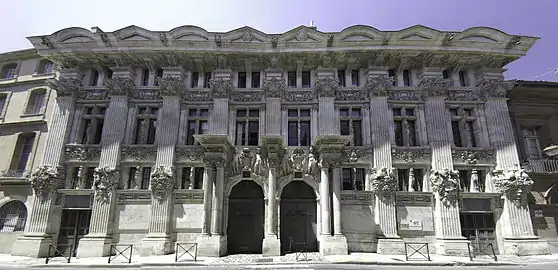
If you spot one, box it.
[57,210,91,256]
[227,181,264,254]
[460,212,498,254]
[280,181,317,254]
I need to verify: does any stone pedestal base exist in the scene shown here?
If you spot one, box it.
[319,235,348,255]
[11,234,53,257]
[435,238,470,256]
[503,238,551,256]
[197,234,227,257]
[377,237,405,254]
[262,236,281,256]
[75,235,112,257]
[140,235,172,256]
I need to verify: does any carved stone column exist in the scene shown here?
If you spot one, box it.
[315,69,339,136]
[319,160,331,237]
[263,70,284,136]
[332,164,342,236]
[78,67,134,257]
[209,70,233,135]
[420,70,469,255]
[140,70,184,255]
[12,70,82,257]
[261,138,284,256]
[367,68,403,254]
[478,71,550,255]
[201,165,213,236]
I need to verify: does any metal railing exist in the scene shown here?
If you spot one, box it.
[45,244,73,264]
[404,243,431,261]
[108,244,133,263]
[467,242,497,262]
[523,159,558,173]
[288,237,308,262]
[175,242,198,262]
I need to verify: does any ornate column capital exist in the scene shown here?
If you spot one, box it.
[47,77,84,98]
[203,156,226,168]
[369,167,397,198]
[209,78,233,99]
[150,165,175,202]
[419,76,453,98]
[262,77,285,98]
[93,166,120,203]
[104,77,135,97]
[157,74,187,97]
[491,168,533,206]
[429,168,460,206]
[366,75,394,97]
[29,165,62,201]
[315,76,338,98]
[476,78,514,99]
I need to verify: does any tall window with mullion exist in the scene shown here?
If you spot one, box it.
[235,108,259,146]
[342,168,365,191]
[287,108,311,146]
[450,106,480,148]
[79,105,106,144]
[340,107,363,146]
[393,106,418,147]
[134,105,158,144]
[185,107,209,145]
[9,133,36,176]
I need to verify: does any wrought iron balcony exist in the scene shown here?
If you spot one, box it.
[522,159,558,173]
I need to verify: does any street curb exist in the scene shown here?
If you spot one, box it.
[332,261,516,266]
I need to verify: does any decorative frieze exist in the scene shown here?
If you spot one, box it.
[367,75,394,97]
[340,193,373,202]
[452,149,494,164]
[117,191,151,204]
[93,167,119,203]
[491,168,533,206]
[65,145,101,161]
[157,75,187,96]
[335,88,368,101]
[150,166,175,201]
[183,90,212,102]
[175,146,204,162]
[429,169,460,206]
[419,76,453,97]
[369,167,397,197]
[210,78,234,99]
[104,77,135,97]
[174,190,204,204]
[283,90,315,102]
[391,147,431,163]
[395,193,433,206]
[447,89,481,101]
[388,89,425,101]
[81,89,108,100]
[121,146,157,161]
[29,166,62,201]
[342,146,374,163]
[232,90,264,102]
[476,78,514,99]
[134,88,161,100]
[315,76,338,98]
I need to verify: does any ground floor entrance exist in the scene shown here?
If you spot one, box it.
[280,180,318,254]
[460,212,498,253]
[57,210,91,256]
[227,180,265,254]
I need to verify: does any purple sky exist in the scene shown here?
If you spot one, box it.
[1,0,556,81]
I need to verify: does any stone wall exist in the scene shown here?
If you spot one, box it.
[340,191,375,252]
[395,192,436,252]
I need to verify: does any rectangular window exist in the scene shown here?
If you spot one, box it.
[396,168,424,191]
[392,107,418,146]
[26,90,46,115]
[301,71,311,88]
[0,94,7,116]
[442,70,451,79]
[141,167,151,189]
[134,105,158,144]
[180,167,204,189]
[403,70,411,86]
[154,69,163,86]
[287,71,297,88]
[79,105,106,144]
[341,168,365,191]
[351,70,360,86]
[340,107,362,146]
[186,108,209,145]
[89,70,99,86]
[450,107,479,148]
[287,108,311,146]
[235,108,259,146]
[191,72,199,88]
[2,64,17,79]
[141,68,150,86]
[521,127,542,159]
[388,69,397,86]
[237,72,247,88]
[459,71,469,87]
[204,72,211,88]
[9,133,36,174]
[452,121,462,147]
[251,72,260,88]
[39,60,54,74]
[338,70,345,87]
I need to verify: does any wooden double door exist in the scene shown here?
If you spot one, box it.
[280,181,318,254]
[227,181,264,254]
[57,210,91,256]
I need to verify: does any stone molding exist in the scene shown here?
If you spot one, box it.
[209,78,233,99]
[93,166,119,203]
[451,148,494,164]
[121,146,157,161]
[369,167,397,198]
[104,77,136,97]
[150,166,175,202]
[429,168,460,206]
[392,147,431,163]
[315,76,339,98]
[367,75,394,97]
[47,77,83,98]
[65,145,101,161]
[156,74,187,97]
[262,77,285,98]
[491,168,533,206]
[203,156,226,168]
[419,76,454,97]
[175,146,204,162]
[29,165,62,201]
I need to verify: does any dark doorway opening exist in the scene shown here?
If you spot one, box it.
[227,180,264,254]
[460,212,498,253]
[280,180,318,254]
[57,210,91,256]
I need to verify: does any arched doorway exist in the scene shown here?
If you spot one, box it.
[227,180,264,254]
[280,180,318,254]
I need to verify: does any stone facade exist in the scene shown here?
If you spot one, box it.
[0,24,552,258]
[508,81,558,253]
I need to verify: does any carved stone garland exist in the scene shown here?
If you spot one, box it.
[209,78,234,99]
[47,77,83,98]
[419,76,453,97]
[476,78,514,99]
[156,75,186,96]
[315,76,339,98]
[369,167,397,199]
[104,77,135,97]
[491,168,533,207]
[367,75,394,97]
[93,167,119,203]
[262,77,286,98]
[150,166,175,202]
[29,165,62,201]
[429,169,460,206]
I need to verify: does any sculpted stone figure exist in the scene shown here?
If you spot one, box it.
[369,167,397,198]
[307,152,319,176]
[150,166,174,202]
[93,167,119,203]
[429,168,460,206]
[29,165,61,201]
[492,168,533,206]
[252,148,268,177]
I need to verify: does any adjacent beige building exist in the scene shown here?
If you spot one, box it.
[0,24,553,258]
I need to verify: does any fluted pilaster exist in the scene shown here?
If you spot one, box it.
[201,166,213,235]
[266,167,277,235]
[484,99,520,169]
[211,167,224,235]
[425,98,453,169]
[265,98,281,136]
[320,167,331,236]
[332,167,342,235]
[210,99,229,135]
[318,97,337,135]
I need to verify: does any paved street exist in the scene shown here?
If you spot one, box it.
[2,263,558,270]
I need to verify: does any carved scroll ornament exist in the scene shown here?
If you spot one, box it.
[150,166,175,202]
[30,165,62,201]
[369,167,397,197]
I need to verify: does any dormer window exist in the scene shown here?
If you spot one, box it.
[37,60,54,74]
[403,70,412,86]
[1,63,17,79]
[459,71,469,87]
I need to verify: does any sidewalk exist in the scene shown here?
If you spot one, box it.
[0,252,557,268]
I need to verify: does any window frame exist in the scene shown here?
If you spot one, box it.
[134,105,159,145]
[235,107,260,146]
[449,105,480,148]
[78,104,107,145]
[392,105,419,147]
[23,89,48,116]
[339,106,363,146]
[0,200,27,232]
[185,106,210,145]
[287,107,312,146]
[520,126,543,159]
[8,132,37,176]
[1,63,18,80]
